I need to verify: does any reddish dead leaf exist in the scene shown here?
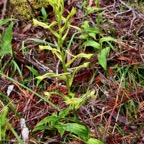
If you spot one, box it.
[17,101,26,112]
[117,56,130,62]
[106,134,122,144]
[108,68,115,76]
[22,23,32,33]
[14,82,35,102]
[95,74,102,85]
[118,41,130,49]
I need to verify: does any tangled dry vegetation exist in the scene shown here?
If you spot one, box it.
[0,0,144,143]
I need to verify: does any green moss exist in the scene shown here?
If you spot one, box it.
[12,0,49,20]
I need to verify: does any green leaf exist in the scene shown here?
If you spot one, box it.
[100,37,117,50]
[3,23,13,42]
[41,7,47,21]
[66,53,93,67]
[44,91,68,100]
[0,43,12,56]
[54,51,62,62]
[39,45,59,52]
[35,115,57,127]
[69,62,90,86]
[97,12,104,26]
[85,27,100,34]
[61,8,76,33]
[81,21,89,29]
[75,90,95,109]
[88,33,96,40]
[59,106,72,118]
[39,45,62,62]
[0,106,8,125]
[87,138,104,144]
[63,123,89,139]
[0,106,8,140]
[62,25,70,41]
[36,72,69,81]
[100,36,117,44]
[55,124,65,137]
[0,18,15,27]
[65,97,82,106]
[65,90,95,109]
[0,23,13,56]
[32,125,51,132]
[98,47,110,70]
[33,19,57,29]
[12,60,23,82]
[86,7,99,15]
[80,34,89,39]
[27,38,56,47]
[27,66,39,76]
[83,40,100,50]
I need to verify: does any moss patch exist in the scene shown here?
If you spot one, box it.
[11,0,49,20]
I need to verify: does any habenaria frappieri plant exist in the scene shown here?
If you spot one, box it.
[32,1,104,143]
[33,0,95,110]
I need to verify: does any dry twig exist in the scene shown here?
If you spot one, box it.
[115,0,137,30]
[1,0,7,20]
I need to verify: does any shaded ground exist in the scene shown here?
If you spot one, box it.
[0,0,144,143]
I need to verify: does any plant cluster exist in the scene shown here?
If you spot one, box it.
[0,0,144,143]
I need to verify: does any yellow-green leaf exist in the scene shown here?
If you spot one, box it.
[66,53,93,67]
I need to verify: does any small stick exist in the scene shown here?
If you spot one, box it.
[115,0,137,30]
[1,0,8,20]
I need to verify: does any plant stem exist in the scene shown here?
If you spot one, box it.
[74,108,79,122]
[61,50,71,95]
[56,3,71,96]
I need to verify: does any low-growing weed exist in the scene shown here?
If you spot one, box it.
[81,20,117,70]
[0,19,23,82]
[41,7,48,22]
[0,106,23,143]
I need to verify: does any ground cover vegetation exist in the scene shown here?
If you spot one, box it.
[0,0,144,143]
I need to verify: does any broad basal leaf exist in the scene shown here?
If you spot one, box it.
[83,40,100,50]
[63,123,89,139]
[100,37,117,50]
[98,47,110,70]
[100,36,117,44]
[34,114,57,128]
[27,66,39,76]
[0,23,13,56]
